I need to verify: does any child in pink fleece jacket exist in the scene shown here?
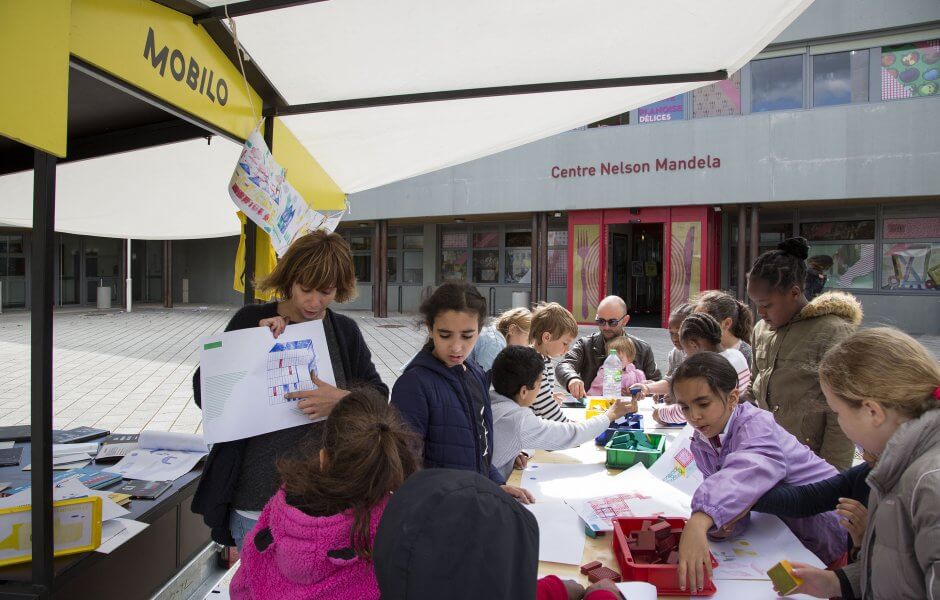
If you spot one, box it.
[587,336,646,396]
[231,389,420,600]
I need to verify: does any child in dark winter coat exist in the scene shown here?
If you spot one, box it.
[230,390,420,600]
[391,282,533,503]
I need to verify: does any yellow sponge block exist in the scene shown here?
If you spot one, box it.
[767,560,803,595]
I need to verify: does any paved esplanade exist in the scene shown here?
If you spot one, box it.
[0,306,936,434]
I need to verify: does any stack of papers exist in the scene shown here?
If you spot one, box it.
[109,431,208,482]
[22,443,102,471]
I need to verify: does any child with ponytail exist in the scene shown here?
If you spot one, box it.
[774,328,940,600]
[230,389,421,600]
[694,290,754,367]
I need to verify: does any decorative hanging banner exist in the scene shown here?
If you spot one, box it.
[229,127,344,255]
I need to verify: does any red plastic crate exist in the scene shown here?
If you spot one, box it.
[612,517,718,596]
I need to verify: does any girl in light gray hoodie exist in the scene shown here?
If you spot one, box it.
[774,328,940,600]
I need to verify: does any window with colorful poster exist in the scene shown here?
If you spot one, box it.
[806,243,875,289]
[669,222,702,309]
[572,224,601,321]
[881,39,940,100]
[883,217,940,239]
[637,95,685,124]
[882,243,940,291]
[548,230,569,287]
[693,71,742,118]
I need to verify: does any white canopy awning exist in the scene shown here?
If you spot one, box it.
[1,0,813,238]
[0,137,242,239]
[229,0,813,193]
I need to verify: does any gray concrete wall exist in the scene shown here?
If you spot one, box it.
[775,0,940,45]
[858,294,940,336]
[349,99,940,220]
[172,237,242,306]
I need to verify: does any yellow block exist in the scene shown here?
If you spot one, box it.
[233,212,278,302]
[70,0,261,140]
[0,0,71,156]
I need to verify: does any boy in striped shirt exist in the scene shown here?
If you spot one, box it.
[528,302,580,423]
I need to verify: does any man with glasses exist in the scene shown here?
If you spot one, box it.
[556,296,660,399]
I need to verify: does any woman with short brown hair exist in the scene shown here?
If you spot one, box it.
[191,230,387,550]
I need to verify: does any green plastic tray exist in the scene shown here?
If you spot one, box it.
[604,431,666,469]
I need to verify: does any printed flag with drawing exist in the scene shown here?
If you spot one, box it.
[229,127,345,256]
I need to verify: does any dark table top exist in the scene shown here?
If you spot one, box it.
[0,441,204,583]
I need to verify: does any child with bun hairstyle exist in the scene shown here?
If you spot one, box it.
[671,353,847,593]
[694,290,754,367]
[774,328,940,600]
[748,237,862,470]
[230,389,421,600]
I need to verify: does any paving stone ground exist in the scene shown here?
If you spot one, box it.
[0,305,936,436]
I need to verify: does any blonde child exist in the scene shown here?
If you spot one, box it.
[666,303,694,378]
[671,353,847,593]
[774,328,940,600]
[529,302,579,423]
[469,307,532,372]
[694,290,754,367]
[587,336,646,396]
[231,390,420,600]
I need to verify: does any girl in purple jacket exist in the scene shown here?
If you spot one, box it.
[230,389,421,600]
[671,353,848,593]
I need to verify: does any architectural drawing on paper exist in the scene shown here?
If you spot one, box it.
[266,339,317,404]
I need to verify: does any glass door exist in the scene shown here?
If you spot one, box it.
[84,237,122,306]
[0,233,27,308]
[59,234,82,305]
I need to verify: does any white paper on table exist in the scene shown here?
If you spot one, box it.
[523,501,586,566]
[199,320,336,444]
[709,512,825,581]
[138,431,208,453]
[709,578,817,599]
[110,448,204,482]
[95,518,149,554]
[22,460,91,471]
[95,443,138,460]
[520,463,616,503]
[53,443,99,456]
[615,581,657,600]
[0,441,14,450]
[574,464,692,532]
[647,424,704,497]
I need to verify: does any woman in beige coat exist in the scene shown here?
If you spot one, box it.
[778,328,940,600]
[748,237,861,470]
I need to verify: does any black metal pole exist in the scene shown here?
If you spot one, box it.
[30,150,56,593]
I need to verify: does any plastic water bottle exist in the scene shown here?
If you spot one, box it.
[602,350,622,399]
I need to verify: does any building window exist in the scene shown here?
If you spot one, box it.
[504,230,532,285]
[881,39,940,101]
[802,220,876,290]
[547,229,568,287]
[587,112,630,128]
[385,227,424,285]
[473,227,500,285]
[0,234,26,308]
[637,95,685,124]
[693,70,742,118]
[341,229,373,283]
[751,54,804,112]
[882,242,940,292]
[813,50,869,107]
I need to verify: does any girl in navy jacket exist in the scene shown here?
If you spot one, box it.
[391,282,533,503]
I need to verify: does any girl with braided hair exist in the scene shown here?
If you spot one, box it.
[693,290,754,367]
[651,312,751,425]
[748,237,862,470]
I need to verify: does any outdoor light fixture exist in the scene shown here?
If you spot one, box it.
[455,218,465,223]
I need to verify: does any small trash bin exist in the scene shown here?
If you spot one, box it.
[511,290,530,309]
[97,285,112,309]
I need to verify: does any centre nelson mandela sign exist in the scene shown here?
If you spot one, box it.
[550,155,722,179]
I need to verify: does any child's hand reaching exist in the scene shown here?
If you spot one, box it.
[605,398,637,422]
[562,579,585,600]
[774,562,841,598]
[500,484,535,504]
[583,579,624,599]
[677,512,714,593]
[835,497,868,548]
[513,452,529,470]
